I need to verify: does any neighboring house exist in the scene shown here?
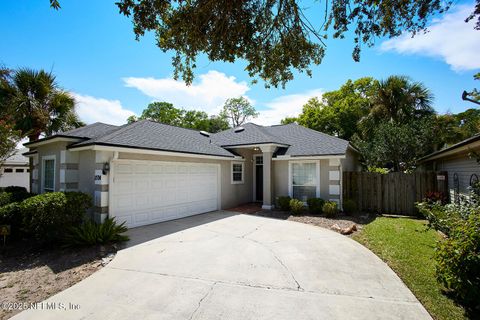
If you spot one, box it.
[0,148,30,191]
[420,134,480,201]
[24,120,360,228]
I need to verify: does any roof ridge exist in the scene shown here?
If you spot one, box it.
[79,121,136,144]
[143,119,208,133]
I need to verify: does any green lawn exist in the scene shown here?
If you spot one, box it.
[353,216,467,320]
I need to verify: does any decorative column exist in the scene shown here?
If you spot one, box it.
[260,145,277,210]
[59,150,79,191]
[93,151,112,223]
[31,154,39,194]
[328,158,341,208]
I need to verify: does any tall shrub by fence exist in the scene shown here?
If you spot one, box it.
[343,171,448,215]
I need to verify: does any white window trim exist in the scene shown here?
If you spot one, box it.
[41,155,56,193]
[231,161,245,184]
[288,160,320,200]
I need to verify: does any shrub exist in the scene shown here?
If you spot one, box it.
[323,201,338,218]
[435,212,480,311]
[277,196,291,211]
[64,218,129,247]
[367,166,389,174]
[21,192,92,243]
[0,202,23,239]
[289,199,304,215]
[0,188,32,207]
[343,199,357,215]
[306,198,324,214]
[424,191,447,205]
[417,202,463,236]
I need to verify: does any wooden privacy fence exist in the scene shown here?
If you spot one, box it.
[343,171,448,215]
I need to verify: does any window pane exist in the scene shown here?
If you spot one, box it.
[292,163,316,186]
[255,156,263,165]
[233,172,242,181]
[233,164,242,172]
[293,186,316,202]
[44,159,54,190]
[3,168,13,173]
[16,168,24,173]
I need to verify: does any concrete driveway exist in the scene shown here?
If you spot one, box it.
[14,211,431,320]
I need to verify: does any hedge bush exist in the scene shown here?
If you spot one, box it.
[417,202,463,236]
[277,196,291,211]
[306,198,324,214]
[0,186,32,207]
[21,192,92,243]
[0,202,23,239]
[289,199,304,215]
[323,201,338,218]
[435,211,480,311]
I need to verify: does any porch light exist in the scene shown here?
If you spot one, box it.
[253,147,259,151]
[102,162,110,175]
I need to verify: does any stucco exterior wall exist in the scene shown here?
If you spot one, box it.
[77,150,96,196]
[341,148,362,171]
[272,159,337,202]
[35,141,69,193]
[118,150,253,209]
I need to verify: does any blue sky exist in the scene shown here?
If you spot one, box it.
[1,1,479,125]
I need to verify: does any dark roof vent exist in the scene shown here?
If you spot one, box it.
[199,130,210,137]
[234,126,245,133]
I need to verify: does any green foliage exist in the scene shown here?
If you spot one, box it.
[342,199,357,215]
[435,212,480,311]
[131,102,230,133]
[0,189,32,207]
[0,68,82,141]
[64,217,129,247]
[353,217,467,320]
[434,109,480,148]
[367,167,390,174]
[296,78,377,140]
[280,117,297,125]
[322,201,338,218]
[221,97,258,127]
[289,199,304,215]
[276,196,291,211]
[353,118,435,171]
[0,202,23,239]
[306,198,325,214]
[21,192,92,243]
[111,0,466,88]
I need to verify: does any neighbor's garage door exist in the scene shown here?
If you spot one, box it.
[110,160,219,228]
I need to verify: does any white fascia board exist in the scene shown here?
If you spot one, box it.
[23,137,81,148]
[69,145,239,161]
[273,155,346,161]
[225,143,289,149]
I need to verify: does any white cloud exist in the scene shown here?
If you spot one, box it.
[74,93,136,125]
[380,4,480,71]
[255,89,323,126]
[123,70,250,114]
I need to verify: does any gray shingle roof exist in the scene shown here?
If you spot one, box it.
[210,123,349,157]
[265,123,349,156]
[60,122,120,139]
[210,123,289,147]
[69,120,236,158]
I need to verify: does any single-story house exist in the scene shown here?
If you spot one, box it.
[0,148,30,191]
[24,120,360,228]
[419,133,480,201]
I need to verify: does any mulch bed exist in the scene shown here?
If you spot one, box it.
[0,242,117,320]
[251,210,377,236]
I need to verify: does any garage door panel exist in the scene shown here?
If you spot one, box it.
[111,160,219,228]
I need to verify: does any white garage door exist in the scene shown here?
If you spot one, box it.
[110,160,220,228]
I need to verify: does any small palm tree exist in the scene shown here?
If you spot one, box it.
[3,68,83,141]
[368,75,434,123]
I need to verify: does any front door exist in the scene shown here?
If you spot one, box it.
[255,156,263,201]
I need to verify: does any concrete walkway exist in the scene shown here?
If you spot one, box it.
[14,211,431,320]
